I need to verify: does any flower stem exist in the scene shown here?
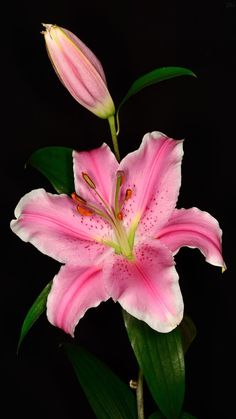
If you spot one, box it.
[136,369,145,419]
[108,115,120,162]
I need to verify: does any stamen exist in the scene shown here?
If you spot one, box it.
[80,173,115,223]
[125,189,132,200]
[71,192,87,205]
[71,192,96,217]
[115,171,125,215]
[73,170,134,258]
[72,169,133,258]
[117,188,133,216]
[77,206,94,216]
[117,211,123,221]
[82,172,96,189]
[72,184,115,224]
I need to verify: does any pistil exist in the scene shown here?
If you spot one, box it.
[72,171,135,259]
[115,171,125,218]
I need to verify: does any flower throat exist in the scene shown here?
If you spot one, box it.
[71,171,134,259]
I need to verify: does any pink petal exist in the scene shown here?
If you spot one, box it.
[47,263,110,336]
[158,207,225,268]
[61,27,106,83]
[73,143,119,206]
[10,189,110,265]
[119,131,183,234]
[103,238,183,332]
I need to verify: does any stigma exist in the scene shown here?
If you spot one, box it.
[71,170,134,259]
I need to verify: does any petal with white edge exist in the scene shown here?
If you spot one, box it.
[158,207,226,269]
[10,188,111,265]
[119,131,183,235]
[47,262,110,336]
[103,238,184,333]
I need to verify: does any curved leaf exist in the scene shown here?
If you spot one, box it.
[64,343,137,419]
[27,146,74,194]
[118,66,197,111]
[17,281,52,353]
[123,311,185,419]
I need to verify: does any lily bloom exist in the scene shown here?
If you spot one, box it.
[42,24,115,119]
[10,132,225,335]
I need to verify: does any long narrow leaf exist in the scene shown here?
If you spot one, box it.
[27,146,74,195]
[17,281,52,352]
[118,66,197,111]
[64,343,137,419]
[123,311,185,419]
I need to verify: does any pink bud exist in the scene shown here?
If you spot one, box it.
[42,24,115,118]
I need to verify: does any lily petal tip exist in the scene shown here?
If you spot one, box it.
[41,23,50,28]
[222,263,227,274]
[41,23,50,35]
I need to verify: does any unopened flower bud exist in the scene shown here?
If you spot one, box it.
[42,24,115,118]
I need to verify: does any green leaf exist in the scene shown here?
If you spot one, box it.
[118,66,197,111]
[17,281,52,352]
[27,147,74,194]
[148,411,166,419]
[123,311,185,419]
[179,315,197,354]
[64,343,137,419]
[148,411,197,419]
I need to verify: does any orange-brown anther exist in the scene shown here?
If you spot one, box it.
[71,192,87,204]
[125,189,132,200]
[82,172,96,189]
[77,206,94,216]
[117,211,123,221]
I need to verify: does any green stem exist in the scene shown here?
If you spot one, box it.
[108,115,120,162]
[136,369,145,419]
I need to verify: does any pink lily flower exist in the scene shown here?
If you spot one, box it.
[10,132,225,335]
[42,24,115,119]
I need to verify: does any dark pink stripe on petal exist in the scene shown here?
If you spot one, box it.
[47,262,110,336]
[158,207,225,268]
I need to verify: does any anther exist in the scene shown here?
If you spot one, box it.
[82,172,96,189]
[71,192,87,205]
[125,189,132,200]
[77,206,94,216]
[117,211,123,221]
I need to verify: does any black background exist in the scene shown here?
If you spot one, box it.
[2,1,235,418]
